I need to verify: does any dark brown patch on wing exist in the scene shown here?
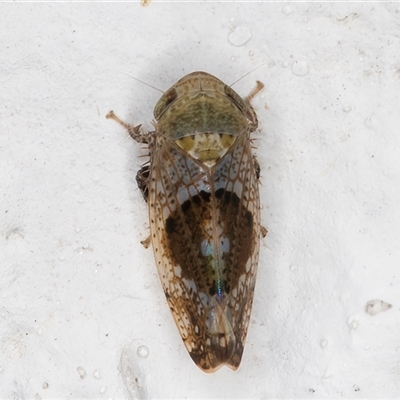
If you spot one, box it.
[164,190,216,294]
[163,187,254,300]
[216,188,254,281]
[153,135,260,372]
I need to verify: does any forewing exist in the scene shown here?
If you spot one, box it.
[148,134,260,372]
[213,134,261,370]
[148,139,217,370]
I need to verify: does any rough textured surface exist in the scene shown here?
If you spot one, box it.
[1,2,399,398]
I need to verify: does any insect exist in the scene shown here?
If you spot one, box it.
[107,71,264,373]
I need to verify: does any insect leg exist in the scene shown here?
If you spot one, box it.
[260,226,268,238]
[140,235,151,249]
[254,156,261,180]
[106,110,149,144]
[245,80,264,103]
[136,164,150,202]
[244,81,264,131]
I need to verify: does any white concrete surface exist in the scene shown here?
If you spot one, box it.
[1,2,399,399]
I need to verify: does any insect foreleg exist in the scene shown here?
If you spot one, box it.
[245,80,264,103]
[106,110,149,144]
[244,81,264,131]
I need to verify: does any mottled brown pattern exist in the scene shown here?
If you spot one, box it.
[163,184,253,300]
[151,132,260,371]
[164,190,214,293]
[216,188,254,292]
[107,71,263,373]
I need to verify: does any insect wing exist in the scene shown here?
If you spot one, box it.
[213,133,261,371]
[148,133,260,373]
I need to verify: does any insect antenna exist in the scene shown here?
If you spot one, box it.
[229,62,268,87]
[116,70,164,93]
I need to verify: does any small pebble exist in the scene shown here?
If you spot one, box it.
[77,366,87,379]
[347,318,359,330]
[93,369,101,379]
[365,299,392,316]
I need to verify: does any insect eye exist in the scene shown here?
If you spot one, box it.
[224,85,246,114]
[154,88,178,120]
